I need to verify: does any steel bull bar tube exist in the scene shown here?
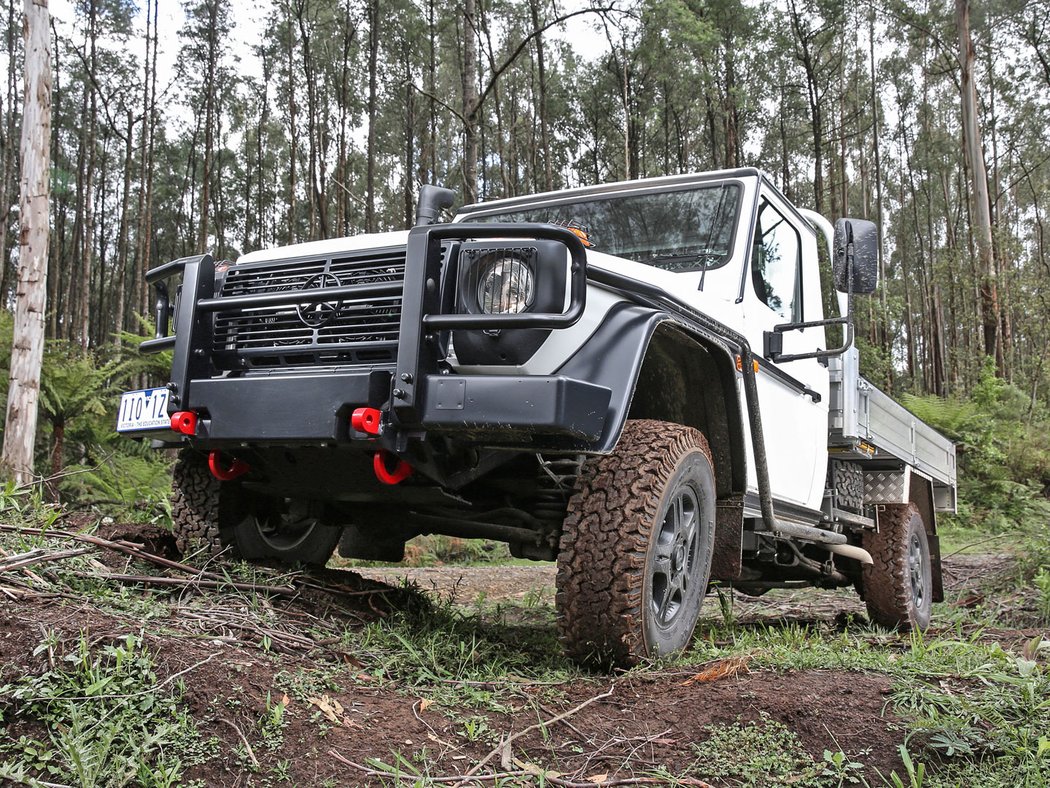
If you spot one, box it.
[391,222,589,428]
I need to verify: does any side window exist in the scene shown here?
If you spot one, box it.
[751,200,801,322]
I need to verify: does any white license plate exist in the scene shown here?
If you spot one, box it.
[116,387,170,432]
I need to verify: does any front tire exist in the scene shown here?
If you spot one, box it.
[861,503,933,630]
[556,420,717,667]
[171,450,340,566]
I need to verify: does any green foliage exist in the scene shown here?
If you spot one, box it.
[258,692,288,751]
[902,361,1050,533]
[358,596,577,712]
[58,451,173,522]
[856,334,896,391]
[0,327,177,518]
[1034,569,1050,625]
[688,714,854,786]
[0,633,202,787]
[0,479,63,528]
[892,641,1050,785]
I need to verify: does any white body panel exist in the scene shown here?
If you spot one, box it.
[231,171,867,514]
[455,175,830,512]
[237,231,411,265]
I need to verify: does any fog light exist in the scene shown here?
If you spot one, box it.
[477,255,534,314]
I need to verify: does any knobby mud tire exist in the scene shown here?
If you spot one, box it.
[861,502,933,630]
[170,449,339,566]
[556,419,716,668]
[170,449,237,559]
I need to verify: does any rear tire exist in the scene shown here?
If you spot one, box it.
[556,420,717,667]
[861,503,932,630]
[170,450,340,566]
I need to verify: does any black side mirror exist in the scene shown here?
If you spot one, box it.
[833,218,879,295]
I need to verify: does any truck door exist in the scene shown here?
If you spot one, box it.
[742,191,830,512]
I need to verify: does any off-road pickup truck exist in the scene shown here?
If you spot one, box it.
[119,168,957,666]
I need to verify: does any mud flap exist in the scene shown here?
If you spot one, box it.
[712,497,744,581]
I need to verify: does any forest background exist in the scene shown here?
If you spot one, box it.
[0,0,1047,536]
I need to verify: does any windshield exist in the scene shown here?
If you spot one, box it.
[467,182,741,273]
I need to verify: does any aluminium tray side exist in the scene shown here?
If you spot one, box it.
[828,348,957,489]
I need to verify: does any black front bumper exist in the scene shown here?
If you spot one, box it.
[176,370,610,445]
[141,224,609,460]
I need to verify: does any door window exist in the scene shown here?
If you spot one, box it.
[751,200,801,322]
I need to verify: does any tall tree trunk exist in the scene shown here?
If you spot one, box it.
[294,0,325,239]
[403,62,414,228]
[336,3,350,234]
[956,0,1000,367]
[530,0,552,191]
[138,0,158,325]
[2,0,51,485]
[196,0,218,252]
[365,0,379,231]
[78,0,97,349]
[461,0,479,203]
[0,0,17,301]
[132,0,151,324]
[286,9,297,244]
[113,110,134,350]
[45,16,59,339]
[427,0,436,183]
[869,8,888,360]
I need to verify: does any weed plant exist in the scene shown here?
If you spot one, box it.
[686,714,863,787]
[0,633,209,787]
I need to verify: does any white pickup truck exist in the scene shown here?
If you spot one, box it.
[123,168,957,667]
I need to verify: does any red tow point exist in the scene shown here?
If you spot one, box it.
[208,451,250,481]
[373,451,412,485]
[170,411,198,435]
[351,407,382,435]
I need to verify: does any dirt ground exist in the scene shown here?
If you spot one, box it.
[0,526,1026,786]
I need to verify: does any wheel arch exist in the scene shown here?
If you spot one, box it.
[557,305,748,583]
[626,323,746,499]
[558,303,747,498]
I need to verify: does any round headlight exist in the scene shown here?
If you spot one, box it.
[476,255,534,314]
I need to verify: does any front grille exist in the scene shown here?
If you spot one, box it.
[211,246,406,370]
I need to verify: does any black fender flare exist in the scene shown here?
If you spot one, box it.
[556,300,747,498]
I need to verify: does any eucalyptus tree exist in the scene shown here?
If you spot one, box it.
[177,0,236,256]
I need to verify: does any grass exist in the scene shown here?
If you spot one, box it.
[332,534,515,569]
[0,633,210,788]
[356,595,581,713]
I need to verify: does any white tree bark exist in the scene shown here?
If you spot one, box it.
[2,0,51,486]
[956,0,1000,364]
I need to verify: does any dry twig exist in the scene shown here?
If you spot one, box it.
[0,546,93,573]
[459,686,616,783]
[216,717,260,769]
[69,571,296,596]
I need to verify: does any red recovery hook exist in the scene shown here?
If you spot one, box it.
[208,451,250,481]
[350,407,382,436]
[373,450,412,485]
[170,411,198,436]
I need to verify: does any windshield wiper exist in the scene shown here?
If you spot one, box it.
[645,252,723,272]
